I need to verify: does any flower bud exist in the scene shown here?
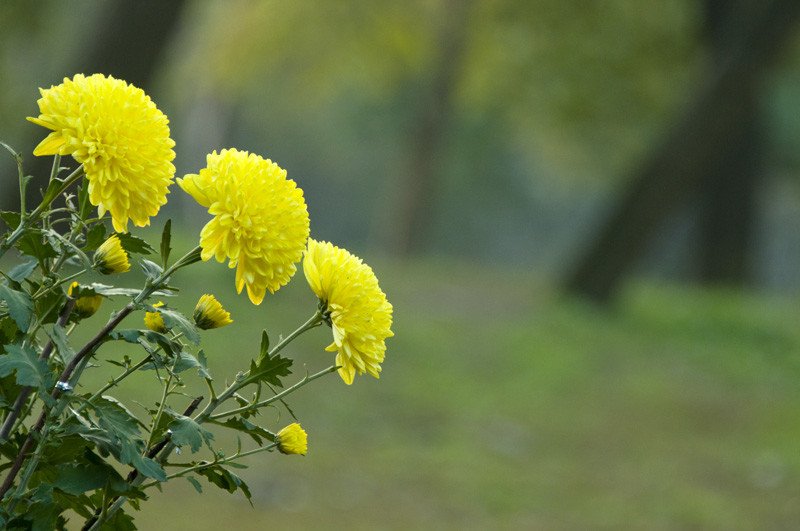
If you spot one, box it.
[68,282,103,318]
[276,423,307,455]
[93,234,130,274]
[144,302,167,333]
[193,294,232,330]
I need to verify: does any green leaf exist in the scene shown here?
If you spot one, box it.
[160,219,172,268]
[83,223,107,251]
[77,179,93,221]
[173,350,201,374]
[45,324,76,366]
[92,396,144,441]
[139,259,163,281]
[213,417,275,446]
[0,344,51,389]
[167,414,214,453]
[35,289,67,325]
[53,461,113,495]
[185,475,203,494]
[108,329,143,344]
[6,260,37,283]
[247,354,293,387]
[0,210,20,231]
[197,349,212,379]
[127,453,166,482]
[0,283,33,330]
[258,330,270,363]
[158,308,200,345]
[16,231,59,262]
[116,232,155,255]
[197,466,252,501]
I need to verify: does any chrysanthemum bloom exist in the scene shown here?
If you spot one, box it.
[94,234,130,274]
[276,423,307,455]
[303,239,394,385]
[193,294,232,330]
[68,282,103,319]
[144,302,167,333]
[178,149,309,305]
[28,73,176,233]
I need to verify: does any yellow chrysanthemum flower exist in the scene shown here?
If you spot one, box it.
[193,294,232,330]
[303,239,394,385]
[144,302,167,333]
[276,423,307,455]
[68,282,103,319]
[94,234,130,274]
[178,149,310,305]
[28,73,176,233]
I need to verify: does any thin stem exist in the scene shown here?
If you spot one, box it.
[140,443,279,489]
[147,363,175,452]
[0,164,84,261]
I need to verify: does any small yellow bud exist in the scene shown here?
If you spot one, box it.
[276,423,307,455]
[193,294,233,330]
[68,282,103,319]
[144,302,167,333]
[94,234,130,275]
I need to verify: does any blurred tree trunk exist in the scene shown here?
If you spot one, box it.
[385,0,473,255]
[12,0,185,214]
[564,0,800,302]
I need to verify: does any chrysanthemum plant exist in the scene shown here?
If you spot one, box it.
[0,74,393,530]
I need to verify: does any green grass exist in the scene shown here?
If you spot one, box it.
[64,258,800,529]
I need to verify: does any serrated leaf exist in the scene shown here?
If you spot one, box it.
[35,289,66,325]
[197,466,251,501]
[16,231,58,262]
[173,350,201,374]
[6,260,37,283]
[128,453,166,482]
[0,283,33,330]
[116,233,154,255]
[108,329,143,344]
[167,414,214,453]
[92,396,144,441]
[158,308,200,345]
[53,461,113,495]
[160,219,172,268]
[197,350,211,380]
[45,324,76,366]
[247,354,293,387]
[0,344,50,389]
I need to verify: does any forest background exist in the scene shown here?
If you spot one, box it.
[1,1,800,528]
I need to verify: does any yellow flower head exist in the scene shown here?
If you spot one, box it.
[178,149,310,305]
[276,423,307,455]
[193,294,232,330]
[303,239,394,385]
[94,234,131,274]
[68,282,103,319]
[28,73,176,233]
[144,302,167,333]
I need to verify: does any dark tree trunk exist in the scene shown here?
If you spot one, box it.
[386,0,473,255]
[564,0,800,302]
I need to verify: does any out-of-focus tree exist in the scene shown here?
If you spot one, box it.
[166,0,699,254]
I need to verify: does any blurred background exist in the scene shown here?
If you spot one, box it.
[2,0,800,528]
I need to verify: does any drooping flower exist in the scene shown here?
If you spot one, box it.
[193,294,232,330]
[178,149,310,305]
[276,423,307,455]
[28,73,176,233]
[144,302,167,333]
[93,234,130,274]
[303,239,393,385]
[68,282,103,319]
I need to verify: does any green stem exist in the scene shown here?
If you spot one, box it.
[210,365,338,420]
[141,443,279,489]
[0,164,84,261]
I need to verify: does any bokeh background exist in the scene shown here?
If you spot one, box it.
[2,0,800,528]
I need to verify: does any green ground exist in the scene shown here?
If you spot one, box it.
[68,258,800,530]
